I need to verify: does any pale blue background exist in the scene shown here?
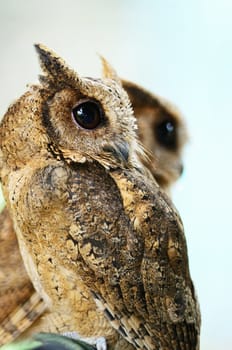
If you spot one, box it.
[0,1,231,349]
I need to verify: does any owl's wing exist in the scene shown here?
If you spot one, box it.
[0,208,33,321]
[0,292,46,345]
[72,166,200,350]
[0,208,46,345]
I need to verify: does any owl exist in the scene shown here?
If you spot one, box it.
[0,44,200,349]
[0,80,188,345]
[0,58,189,346]
[122,80,187,192]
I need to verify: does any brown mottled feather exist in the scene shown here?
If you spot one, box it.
[0,208,45,345]
[0,208,34,321]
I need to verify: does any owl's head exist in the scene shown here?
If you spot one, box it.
[0,44,144,174]
[123,81,188,191]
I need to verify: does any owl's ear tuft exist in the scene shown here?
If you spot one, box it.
[100,56,122,86]
[34,43,79,86]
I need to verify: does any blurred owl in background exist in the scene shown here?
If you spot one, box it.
[123,80,187,191]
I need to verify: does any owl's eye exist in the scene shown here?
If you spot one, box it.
[155,119,177,149]
[72,100,103,130]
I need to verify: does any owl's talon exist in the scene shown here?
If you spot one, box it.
[95,337,107,350]
[62,331,80,340]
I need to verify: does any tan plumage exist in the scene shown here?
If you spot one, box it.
[0,44,199,349]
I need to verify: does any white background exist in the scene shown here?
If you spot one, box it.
[0,1,231,349]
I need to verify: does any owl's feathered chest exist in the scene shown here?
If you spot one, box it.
[7,159,140,298]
